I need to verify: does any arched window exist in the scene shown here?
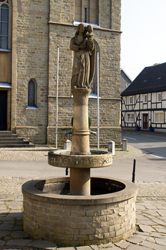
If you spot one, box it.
[0,0,10,49]
[28,80,37,107]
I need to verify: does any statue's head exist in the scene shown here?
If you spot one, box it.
[87,25,93,33]
[77,23,86,33]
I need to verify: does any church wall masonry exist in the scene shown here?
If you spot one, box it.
[13,0,121,146]
[15,0,49,143]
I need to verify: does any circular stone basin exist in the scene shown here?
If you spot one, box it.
[48,150,112,168]
[22,177,138,247]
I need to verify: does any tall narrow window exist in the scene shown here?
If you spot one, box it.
[75,0,99,25]
[129,96,132,104]
[144,94,147,103]
[0,3,9,49]
[28,80,37,107]
[84,8,87,22]
[157,92,161,102]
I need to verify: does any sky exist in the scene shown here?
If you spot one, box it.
[121,0,166,81]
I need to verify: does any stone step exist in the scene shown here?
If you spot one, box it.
[0,131,35,147]
[0,137,24,141]
[0,140,30,144]
[0,131,15,137]
[0,143,35,148]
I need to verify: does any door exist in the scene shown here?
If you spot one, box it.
[0,91,7,130]
[143,114,148,129]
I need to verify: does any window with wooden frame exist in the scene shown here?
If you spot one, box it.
[127,113,134,122]
[75,0,99,24]
[155,112,164,123]
[144,94,147,103]
[129,96,132,104]
[157,92,161,102]
[28,79,37,108]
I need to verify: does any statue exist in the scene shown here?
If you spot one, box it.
[70,23,96,89]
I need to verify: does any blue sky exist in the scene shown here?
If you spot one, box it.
[121,0,166,81]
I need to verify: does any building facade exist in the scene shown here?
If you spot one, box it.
[0,0,122,147]
[121,63,166,132]
[120,69,131,93]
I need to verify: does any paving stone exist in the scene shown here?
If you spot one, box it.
[98,243,114,248]
[140,241,166,250]
[99,248,114,250]
[114,240,130,248]
[4,236,12,240]
[6,212,22,217]
[58,248,75,250]
[155,237,166,246]
[27,240,57,249]
[153,226,166,233]
[127,244,151,249]
[139,225,155,233]
[150,232,165,238]
[108,247,120,250]
[6,239,33,246]
[0,240,5,246]
[157,210,166,217]
[76,247,91,250]
[6,201,23,210]
[0,223,13,230]
[127,235,147,244]
[10,231,29,238]
[90,245,99,250]
[0,231,11,238]
[138,219,157,226]
[146,236,156,243]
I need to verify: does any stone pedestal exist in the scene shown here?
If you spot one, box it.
[70,88,91,195]
[70,168,90,195]
[71,88,91,155]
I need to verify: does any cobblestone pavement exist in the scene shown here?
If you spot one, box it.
[0,147,166,250]
[0,145,144,161]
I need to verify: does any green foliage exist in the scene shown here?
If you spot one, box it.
[71,117,91,128]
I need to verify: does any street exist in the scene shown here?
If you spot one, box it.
[0,130,166,183]
[122,130,166,158]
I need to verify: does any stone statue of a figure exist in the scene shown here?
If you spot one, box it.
[70,23,96,89]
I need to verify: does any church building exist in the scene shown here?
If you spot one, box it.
[0,0,121,147]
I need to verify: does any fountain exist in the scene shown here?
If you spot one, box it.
[22,24,137,247]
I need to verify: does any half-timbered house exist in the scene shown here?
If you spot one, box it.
[121,63,166,131]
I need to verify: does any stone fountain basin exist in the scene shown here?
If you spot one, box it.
[22,177,138,246]
[48,150,112,168]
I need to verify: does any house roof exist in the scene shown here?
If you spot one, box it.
[121,62,166,96]
[121,69,132,84]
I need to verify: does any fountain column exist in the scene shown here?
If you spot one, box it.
[70,88,91,195]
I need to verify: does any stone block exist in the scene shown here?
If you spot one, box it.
[64,139,71,150]
[122,138,128,151]
[93,215,106,223]
[108,140,115,155]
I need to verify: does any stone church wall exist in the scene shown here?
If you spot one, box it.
[14,0,122,147]
[15,0,49,143]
